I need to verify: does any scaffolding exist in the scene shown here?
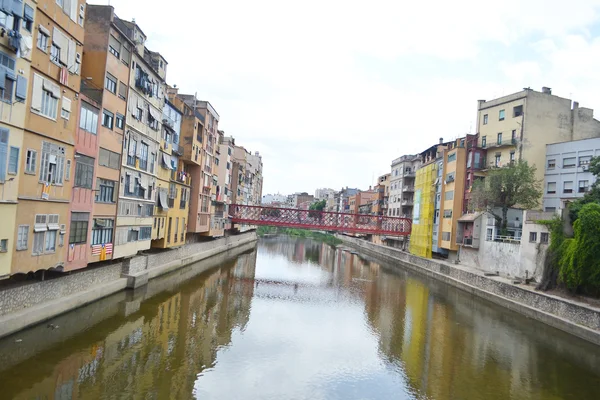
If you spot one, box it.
[409,162,438,258]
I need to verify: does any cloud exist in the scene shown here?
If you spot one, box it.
[91,0,600,194]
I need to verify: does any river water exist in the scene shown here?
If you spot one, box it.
[1,236,600,400]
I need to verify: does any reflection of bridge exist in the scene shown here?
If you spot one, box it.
[230,204,412,236]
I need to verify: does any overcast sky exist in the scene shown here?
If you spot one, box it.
[92,0,600,195]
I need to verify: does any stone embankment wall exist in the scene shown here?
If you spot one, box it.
[338,235,600,346]
[0,232,257,338]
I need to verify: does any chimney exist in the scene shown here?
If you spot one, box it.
[542,87,552,95]
[439,137,443,144]
[573,101,579,110]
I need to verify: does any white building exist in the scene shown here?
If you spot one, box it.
[544,137,600,212]
[388,155,420,218]
[262,193,288,205]
[315,188,335,201]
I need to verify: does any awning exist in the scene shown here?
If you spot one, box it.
[162,152,170,168]
[148,104,161,121]
[158,190,169,210]
[138,175,148,190]
[34,224,47,233]
[43,78,60,98]
[47,223,60,231]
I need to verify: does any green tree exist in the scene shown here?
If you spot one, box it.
[309,199,326,211]
[568,156,600,223]
[470,161,542,235]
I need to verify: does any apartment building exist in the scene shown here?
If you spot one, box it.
[431,158,445,255]
[544,138,600,212]
[262,193,287,205]
[438,138,468,258]
[315,188,334,201]
[0,0,35,277]
[463,134,485,213]
[373,173,390,216]
[338,187,358,213]
[215,134,234,230]
[110,17,167,258]
[388,154,420,218]
[151,98,189,248]
[477,87,600,186]
[70,5,133,267]
[11,0,85,275]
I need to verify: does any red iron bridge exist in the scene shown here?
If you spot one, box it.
[229,204,412,236]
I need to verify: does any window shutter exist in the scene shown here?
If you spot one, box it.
[31,74,43,111]
[15,75,27,100]
[0,128,8,183]
[0,67,5,91]
[12,0,23,18]
[67,39,77,74]
[53,27,68,65]
[69,0,77,21]
[119,81,127,99]
[61,96,71,112]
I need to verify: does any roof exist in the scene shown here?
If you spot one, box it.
[458,212,483,222]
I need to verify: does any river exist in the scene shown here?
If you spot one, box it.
[1,235,600,399]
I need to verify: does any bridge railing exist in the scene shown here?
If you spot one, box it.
[229,204,412,236]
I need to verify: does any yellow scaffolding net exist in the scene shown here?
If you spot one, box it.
[409,162,437,258]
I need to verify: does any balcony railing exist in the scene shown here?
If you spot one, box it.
[403,186,414,192]
[171,142,183,156]
[401,200,413,206]
[482,138,517,149]
[403,172,416,178]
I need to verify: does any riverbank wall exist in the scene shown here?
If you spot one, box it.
[338,235,600,346]
[0,232,257,339]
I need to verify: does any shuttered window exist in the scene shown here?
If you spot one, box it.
[74,154,94,189]
[0,128,7,182]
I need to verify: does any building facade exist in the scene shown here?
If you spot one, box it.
[388,154,420,218]
[544,137,600,212]
[12,0,86,275]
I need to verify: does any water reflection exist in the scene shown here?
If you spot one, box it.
[1,236,599,400]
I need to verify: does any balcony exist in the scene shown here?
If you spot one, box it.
[403,171,415,178]
[482,138,517,149]
[171,142,183,156]
[403,186,414,192]
[202,186,211,195]
[174,171,191,185]
[401,200,413,206]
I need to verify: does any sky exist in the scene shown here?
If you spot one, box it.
[92,0,600,196]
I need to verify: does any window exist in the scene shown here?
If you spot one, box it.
[127,138,137,167]
[545,207,557,212]
[121,45,131,65]
[481,136,486,147]
[511,105,524,118]
[511,129,517,141]
[495,153,501,167]
[79,104,99,134]
[510,151,515,162]
[69,212,89,244]
[563,157,576,168]
[447,153,456,163]
[23,5,34,32]
[127,228,139,242]
[74,155,94,189]
[547,182,556,194]
[540,232,549,244]
[32,231,44,255]
[563,181,573,194]
[135,107,143,121]
[499,109,505,121]
[118,82,127,100]
[98,148,120,170]
[102,110,114,129]
[445,172,455,183]
[547,159,556,169]
[37,30,49,52]
[17,225,28,250]
[150,152,155,173]
[45,230,56,253]
[443,209,452,218]
[0,54,15,103]
[442,232,451,241]
[50,44,60,64]
[139,227,152,240]
[108,36,120,58]
[529,232,537,243]
[226,161,231,170]
[139,142,149,170]
[486,228,494,241]
[39,141,65,185]
[41,89,58,119]
[579,180,589,193]
[92,219,114,245]
[483,114,488,125]
[579,155,592,166]
[104,74,117,94]
[445,190,454,200]
[25,149,37,174]
[497,132,502,144]
[8,146,18,174]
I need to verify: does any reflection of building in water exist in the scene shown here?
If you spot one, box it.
[5,251,257,400]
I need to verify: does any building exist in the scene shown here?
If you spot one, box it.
[388,154,420,218]
[544,137,600,212]
[151,98,190,248]
[290,192,313,208]
[325,190,339,212]
[11,0,86,276]
[476,87,600,187]
[372,174,390,216]
[74,4,136,268]
[314,188,334,201]
[350,189,379,214]
[438,137,468,258]
[215,133,234,228]
[262,193,287,205]
[167,89,210,238]
[338,187,359,213]
[0,0,36,277]
[463,134,486,213]
[230,145,263,231]
[431,157,445,256]
[111,17,167,258]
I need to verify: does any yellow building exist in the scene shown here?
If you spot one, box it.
[151,99,190,248]
[439,138,467,256]
[409,162,437,258]
[477,87,600,186]
[0,1,36,278]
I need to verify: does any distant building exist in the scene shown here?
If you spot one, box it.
[388,155,420,218]
[544,137,600,212]
[262,193,287,205]
[314,188,335,201]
